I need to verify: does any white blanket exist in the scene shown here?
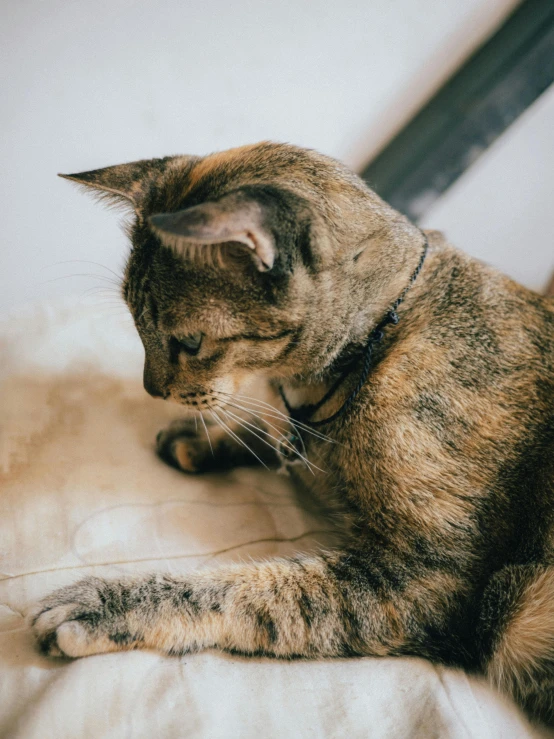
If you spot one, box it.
[0,300,546,738]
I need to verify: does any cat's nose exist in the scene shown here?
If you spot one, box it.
[145,383,164,398]
[143,370,167,399]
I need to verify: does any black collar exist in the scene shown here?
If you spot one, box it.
[279,236,428,429]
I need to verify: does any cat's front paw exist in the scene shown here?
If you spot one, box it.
[30,577,140,658]
[156,419,217,473]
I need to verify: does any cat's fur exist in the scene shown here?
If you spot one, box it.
[31,143,554,725]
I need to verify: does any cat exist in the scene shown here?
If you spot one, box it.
[31,142,554,726]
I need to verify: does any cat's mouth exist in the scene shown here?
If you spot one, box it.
[172,391,224,412]
[168,388,273,435]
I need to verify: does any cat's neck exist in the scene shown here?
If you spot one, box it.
[278,231,430,424]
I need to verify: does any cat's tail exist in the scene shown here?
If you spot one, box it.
[478,563,554,727]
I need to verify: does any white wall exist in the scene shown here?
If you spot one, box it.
[0,0,525,315]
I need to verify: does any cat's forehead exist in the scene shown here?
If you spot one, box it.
[157,268,261,326]
[142,142,335,213]
[157,288,293,339]
[125,245,293,336]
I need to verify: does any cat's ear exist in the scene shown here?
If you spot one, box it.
[149,190,276,271]
[58,158,172,209]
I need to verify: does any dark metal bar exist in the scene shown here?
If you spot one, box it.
[360,0,554,221]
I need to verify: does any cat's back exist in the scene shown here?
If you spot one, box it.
[413,235,554,389]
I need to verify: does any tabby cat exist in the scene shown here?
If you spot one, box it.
[31,143,554,726]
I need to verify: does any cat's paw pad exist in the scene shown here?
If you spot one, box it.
[156,420,213,473]
[30,578,133,658]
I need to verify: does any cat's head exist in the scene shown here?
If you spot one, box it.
[61,142,420,408]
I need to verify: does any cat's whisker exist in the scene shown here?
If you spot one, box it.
[227,401,292,440]
[221,396,320,445]
[50,259,124,282]
[43,273,122,287]
[214,396,297,438]
[214,398,316,471]
[222,407,322,475]
[81,287,127,307]
[209,410,269,470]
[199,413,214,458]
[230,392,336,441]
[82,294,125,305]
[214,390,294,423]
[214,396,288,432]
[82,287,122,297]
[216,391,336,444]
[77,272,123,286]
[81,283,122,293]
[216,397,307,455]
[82,293,126,305]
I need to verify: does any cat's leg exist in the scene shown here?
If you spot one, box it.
[156,415,279,473]
[31,550,459,661]
[479,563,554,726]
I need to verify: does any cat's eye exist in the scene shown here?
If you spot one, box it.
[175,333,203,355]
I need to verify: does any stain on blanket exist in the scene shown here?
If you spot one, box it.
[0,364,335,584]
